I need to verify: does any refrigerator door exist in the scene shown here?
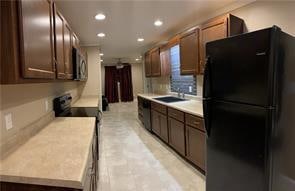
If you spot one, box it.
[206,27,277,107]
[206,100,272,191]
[271,31,295,191]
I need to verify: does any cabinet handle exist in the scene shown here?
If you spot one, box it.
[171,112,178,117]
[186,128,190,155]
[193,121,200,125]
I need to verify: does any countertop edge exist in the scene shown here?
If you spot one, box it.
[137,94,203,117]
[0,175,83,189]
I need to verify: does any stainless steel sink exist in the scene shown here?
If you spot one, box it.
[153,96,186,103]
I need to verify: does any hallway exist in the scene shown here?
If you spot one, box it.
[98,101,205,191]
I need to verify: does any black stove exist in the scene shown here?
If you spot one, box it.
[56,107,99,118]
[53,94,101,162]
[53,94,100,119]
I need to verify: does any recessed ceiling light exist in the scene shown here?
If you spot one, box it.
[95,13,106,20]
[137,38,144,42]
[135,58,140,61]
[154,20,163,26]
[99,53,104,56]
[97,33,105,37]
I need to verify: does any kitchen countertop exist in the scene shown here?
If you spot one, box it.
[137,93,203,117]
[72,96,99,107]
[0,117,96,189]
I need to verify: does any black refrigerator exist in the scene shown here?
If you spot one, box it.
[203,26,295,191]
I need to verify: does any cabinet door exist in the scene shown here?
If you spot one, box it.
[159,113,168,143]
[64,23,73,79]
[179,29,199,75]
[144,52,151,77]
[186,125,206,170]
[151,48,161,77]
[54,9,66,79]
[168,117,185,156]
[151,110,161,137]
[160,47,170,76]
[200,17,227,73]
[20,0,55,79]
[72,33,79,48]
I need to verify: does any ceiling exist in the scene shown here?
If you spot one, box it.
[56,0,241,64]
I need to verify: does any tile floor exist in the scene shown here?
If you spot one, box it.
[98,101,205,191]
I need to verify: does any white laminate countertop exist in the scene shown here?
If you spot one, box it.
[137,94,203,117]
[0,117,96,189]
[72,96,99,107]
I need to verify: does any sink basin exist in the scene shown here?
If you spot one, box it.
[153,96,186,103]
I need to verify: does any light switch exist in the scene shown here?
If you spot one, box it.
[5,113,13,130]
[189,86,192,93]
[45,100,49,112]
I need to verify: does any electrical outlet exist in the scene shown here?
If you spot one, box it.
[45,100,49,112]
[5,113,13,130]
[189,86,192,93]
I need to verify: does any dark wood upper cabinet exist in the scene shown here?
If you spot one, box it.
[63,23,73,79]
[144,51,152,77]
[179,28,200,75]
[0,0,81,84]
[19,0,55,79]
[160,45,171,76]
[150,47,161,77]
[199,14,244,73]
[167,35,180,48]
[54,6,66,79]
[72,33,79,48]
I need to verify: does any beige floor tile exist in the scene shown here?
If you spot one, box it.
[98,101,205,191]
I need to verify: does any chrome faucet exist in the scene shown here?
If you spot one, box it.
[177,88,181,98]
[182,92,185,99]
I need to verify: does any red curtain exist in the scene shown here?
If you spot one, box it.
[118,65,134,102]
[104,66,119,103]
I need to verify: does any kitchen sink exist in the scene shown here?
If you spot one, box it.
[153,96,186,103]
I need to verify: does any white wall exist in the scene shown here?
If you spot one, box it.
[231,1,295,35]
[80,46,102,109]
[80,46,101,97]
[131,63,144,97]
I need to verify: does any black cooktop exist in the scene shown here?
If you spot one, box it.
[56,107,99,117]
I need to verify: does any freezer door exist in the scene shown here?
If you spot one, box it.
[206,28,276,106]
[206,100,272,191]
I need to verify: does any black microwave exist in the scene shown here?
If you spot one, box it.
[72,48,87,81]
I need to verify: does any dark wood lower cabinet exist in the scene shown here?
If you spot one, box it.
[159,113,168,142]
[151,110,168,143]
[168,117,186,156]
[185,125,206,170]
[151,110,161,137]
[140,100,206,173]
[137,96,144,124]
[0,182,81,191]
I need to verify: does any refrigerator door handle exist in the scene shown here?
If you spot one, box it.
[203,56,212,137]
[203,99,211,137]
[203,56,211,99]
